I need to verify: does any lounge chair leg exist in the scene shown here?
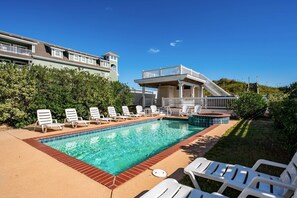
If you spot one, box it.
[217,183,228,194]
[188,172,201,189]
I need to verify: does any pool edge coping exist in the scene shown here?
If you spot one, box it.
[23,118,219,190]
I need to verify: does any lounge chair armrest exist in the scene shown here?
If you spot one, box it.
[100,115,105,118]
[252,159,287,170]
[117,113,122,116]
[246,176,296,191]
[52,119,58,123]
[78,117,83,120]
[239,179,296,198]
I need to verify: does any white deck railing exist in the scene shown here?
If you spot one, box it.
[0,44,32,56]
[142,65,202,79]
[142,65,230,96]
[162,96,238,109]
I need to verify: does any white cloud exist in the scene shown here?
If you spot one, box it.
[170,39,183,47]
[170,42,176,47]
[148,48,160,54]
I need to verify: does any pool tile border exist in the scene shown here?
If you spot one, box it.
[23,117,219,190]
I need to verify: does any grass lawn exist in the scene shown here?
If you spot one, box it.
[181,118,292,197]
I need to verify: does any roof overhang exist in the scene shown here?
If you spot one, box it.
[134,74,205,88]
[0,34,38,45]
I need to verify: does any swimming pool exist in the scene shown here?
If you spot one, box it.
[40,119,204,175]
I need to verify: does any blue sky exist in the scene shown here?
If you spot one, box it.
[1,0,296,88]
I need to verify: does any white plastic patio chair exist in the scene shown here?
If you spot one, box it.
[35,109,64,133]
[238,177,297,198]
[141,178,297,198]
[140,178,227,198]
[122,106,140,119]
[107,106,127,121]
[65,108,90,128]
[89,107,112,124]
[193,104,202,115]
[184,152,297,196]
[150,105,160,116]
[179,105,189,116]
[136,105,146,116]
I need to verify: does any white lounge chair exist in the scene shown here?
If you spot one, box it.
[136,105,146,116]
[193,104,202,114]
[184,152,297,196]
[65,108,90,128]
[122,106,140,119]
[140,178,227,198]
[141,178,297,198]
[35,109,64,133]
[179,105,189,116]
[107,106,127,121]
[150,105,160,116]
[89,107,112,124]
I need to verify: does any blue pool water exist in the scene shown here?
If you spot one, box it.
[41,119,204,175]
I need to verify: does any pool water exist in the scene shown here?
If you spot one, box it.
[42,119,204,175]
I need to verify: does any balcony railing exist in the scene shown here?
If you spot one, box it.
[0,44,32,56]
[142,65,203,79]
[142,65,230,96]
[162,96,238,109]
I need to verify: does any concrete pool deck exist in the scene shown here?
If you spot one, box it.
[0,116,237,197]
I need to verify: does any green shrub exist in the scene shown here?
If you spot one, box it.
[0,64,37,127]
[269,89,297,154]
[232,92,268,119]
[0,63,133,127]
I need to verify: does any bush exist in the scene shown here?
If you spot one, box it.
[269,88,297,154]
[0,64,37,127]
[0,63,133,127]
[232,92,268,119]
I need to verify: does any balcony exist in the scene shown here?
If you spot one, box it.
[0,44,32,56]
[142,65,202,79]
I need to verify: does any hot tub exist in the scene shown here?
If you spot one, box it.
[188,113,230,127]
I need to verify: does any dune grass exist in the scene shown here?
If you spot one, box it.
[181,118,291,197]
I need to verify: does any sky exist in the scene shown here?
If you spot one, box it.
[1,0,296,89]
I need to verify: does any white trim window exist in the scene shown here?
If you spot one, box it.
[81,56,86,63]
[73,54,79,61]
[52,49,63,58]
[109,55,118,61]
[88,58,95,65]
[102,61,109,67]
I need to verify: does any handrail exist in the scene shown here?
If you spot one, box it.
[141,65,230,96]
[0,44,32,56]
[162,96,238,109]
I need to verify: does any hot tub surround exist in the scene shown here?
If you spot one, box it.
[188,113,230,127]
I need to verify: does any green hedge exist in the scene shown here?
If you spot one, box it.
[232,92,268,119]
[269,83,297,154]
[0,63,132,128]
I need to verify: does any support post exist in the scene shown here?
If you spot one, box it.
[198,85,204,98]
[191,86,196,98]
[179,83,184,99]
[142,87,146,107]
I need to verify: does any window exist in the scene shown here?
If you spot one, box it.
[81,56,86,63]
[52,49,63,58]
[102,61,109,67]
[111,65,116,71]
[73,54,79,61]
[88,58,94,65]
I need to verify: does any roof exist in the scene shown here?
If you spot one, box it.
[0,31,115,60]
[104,51,119,57]
[0,31,37,43]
